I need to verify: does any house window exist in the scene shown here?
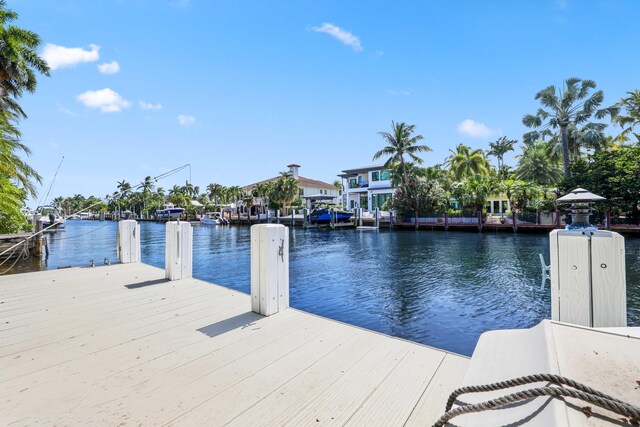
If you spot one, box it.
[299,189,304,196]
[349,178,357,188]
[380,170,390,181]
[492,201,500,213]
[371,193,392,210]
[371,171,380,181]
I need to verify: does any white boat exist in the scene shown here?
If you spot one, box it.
[200,212,222,225]
[31,205,66,230]
[156,203,184,221]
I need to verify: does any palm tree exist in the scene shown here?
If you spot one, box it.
[522,78,618,177]
[139,176,154,217]
[613,90,640,144]
[0,112,40,195]
[515,141,563,186]
[0,1,50,118]
[206,183,224,204]
[488,136,516,178]
[447,144,490,180]
[116,180,132,197]
[373,121,431,191]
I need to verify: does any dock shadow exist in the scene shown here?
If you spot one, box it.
[197,311,264,338]
[125,278,170,289]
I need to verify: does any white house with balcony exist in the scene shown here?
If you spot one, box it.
[338,165,396,212]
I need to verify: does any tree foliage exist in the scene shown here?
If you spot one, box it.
[373,121,431,191]
[561,146,640,221]
[522,77,617,177]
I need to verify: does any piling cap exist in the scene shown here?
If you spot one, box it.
[557,188,606,203]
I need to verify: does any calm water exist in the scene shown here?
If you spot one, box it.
[8,221,640,356]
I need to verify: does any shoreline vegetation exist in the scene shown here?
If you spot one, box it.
[0,1,49,234]
[1,3,639,233]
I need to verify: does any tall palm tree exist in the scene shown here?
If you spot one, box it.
[515,141,563,186]
[522,78,618,177]
[0,1,50,118]
[613,90,640,144]
[116,180,132,198]
[373,121,431,191]
[447,144,490,180]
[488,136,517,178]
[139,176,154,216]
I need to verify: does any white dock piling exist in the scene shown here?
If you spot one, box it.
[250,224,289,316]
[165,221,193,281]
[550,229,626,327]
[117,220,140,263]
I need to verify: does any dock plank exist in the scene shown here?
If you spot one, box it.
[0,263,468,426]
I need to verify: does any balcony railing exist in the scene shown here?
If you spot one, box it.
[349,181,369,189]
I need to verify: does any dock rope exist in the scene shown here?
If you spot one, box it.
[433,373,640,427]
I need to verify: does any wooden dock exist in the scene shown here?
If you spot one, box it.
[0,263,468,426]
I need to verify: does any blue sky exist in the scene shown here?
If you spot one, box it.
[10,0,640,205]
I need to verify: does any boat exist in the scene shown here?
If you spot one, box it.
[156,203,184,221]
[31,205,66,230]
[200,212,222,225]
[308,208,353,224]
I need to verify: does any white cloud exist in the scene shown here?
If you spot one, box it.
[457,119,494,138]
[139,100,162,110]
[97,61,120,74]
[388,90,410,96]
[312,23,362,52]
[76,88,131,113]
[40,43,100,70]
[178,114,196,126]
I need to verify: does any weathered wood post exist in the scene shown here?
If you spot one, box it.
[276,209,280,224]
[291,209,295,227]
[330,208,335,229]
[117,219,140,263]
[32,214,43,257]
[477,211,483,232]
[165,221,192,280]
[250,224,289,316]
[444,211,449,231]
[512,211,518,233]
[359,208,363,227]
[303,208,309,228]
[375,207,380,229]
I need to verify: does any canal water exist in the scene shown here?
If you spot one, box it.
[8,221,640,356]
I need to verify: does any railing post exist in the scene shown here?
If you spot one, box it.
[250,224,289,316]
[117,219,140,263]
[165,221,192,280]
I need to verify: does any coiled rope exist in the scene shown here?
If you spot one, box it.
[434,373,640,427]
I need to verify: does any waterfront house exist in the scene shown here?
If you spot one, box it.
[338,165,396,211]
[242,164,339,213]
[339,164,511,216]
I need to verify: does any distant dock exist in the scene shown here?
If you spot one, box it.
[0,263,468,425]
